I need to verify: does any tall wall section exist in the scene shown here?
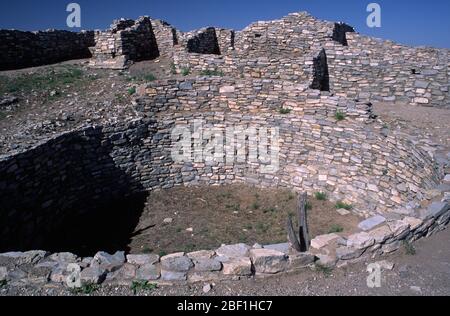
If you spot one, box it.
[0,30,95,71]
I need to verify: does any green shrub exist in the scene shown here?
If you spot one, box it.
[314,192,328,201]
[131,281,158,295]
[181,67,191,76]
[70,283,98,295]
[328,224,344,234]
[200,69,224,76]
[279,108,292,115]
[170,62,177,75]
[403,241,416,255]
[127,87,136,95]
[143,73,157,81]
[335,201,353,211]
[335,111,346,121]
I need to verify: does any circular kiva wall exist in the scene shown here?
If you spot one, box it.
[0,77,441,250]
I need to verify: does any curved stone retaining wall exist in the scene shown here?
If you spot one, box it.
[0,30,95,71]
[0,77,442,251]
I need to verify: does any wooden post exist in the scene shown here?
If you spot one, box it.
[287,192,311,253]
[298,193,310,252]
[287,216,301,252]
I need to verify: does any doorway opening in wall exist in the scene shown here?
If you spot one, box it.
[187,27,221,55]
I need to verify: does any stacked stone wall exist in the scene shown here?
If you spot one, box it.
[0,30,95,71]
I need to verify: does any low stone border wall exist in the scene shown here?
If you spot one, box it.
[1,199,448,288]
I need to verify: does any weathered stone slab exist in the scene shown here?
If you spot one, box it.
[382,241,402,254]
[358,215,386,231]
[288,253,316,269]
[346,232,375,249]
[187,250,215,260]
[388,220,411,237]
[368,225,393,243]
[402,217,423,231]
[126,254,159,266]
[336,208,351,216]
[219,86,235,93]
[49,252,78,263]
[336,247,365,260]
[222,258,252,276]
[250,249,288,274]
[161,270,187,281]
[310,234,341,250]
[193,258,222,272]
[263,243,290,254]
[188,272,221,283]
[420,202,450,219]
[161,253,193,272]
[107,263,137,282]
[92,251,125,272]
[80,266,107,285]
[136,263,160,280]
[216,244,251,260]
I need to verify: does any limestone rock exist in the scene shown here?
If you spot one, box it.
[126,254,159,266]
[161,253,193,272]
[420,202,449,219]
[193,258,222,272]
[263,243,290,254]
[336,208,351,216]
[203,283,212,293]
[187,250,215,260]
[80,266,107,285]
[288,253,316,269]
[222,258,252,276]
[92,251,125,272]
[358,215,386,231]
[346,232,375,249]
[336,247,365,260]
[310,234,341,250]
[136,263,160,280]
[402,217,423,231]
[250,249,288,274]
[388,220,411,237]
[216,244,251,260]
[368,225,393,243]
[382,241,402,254]
[49,252,78,263]
[161,270,187,281]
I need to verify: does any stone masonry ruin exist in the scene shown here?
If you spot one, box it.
[0,12,449,286]
[0,29,95,71]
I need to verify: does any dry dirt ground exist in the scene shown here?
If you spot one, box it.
[127,185,361,255]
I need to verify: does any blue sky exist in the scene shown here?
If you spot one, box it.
[0,0,449,48]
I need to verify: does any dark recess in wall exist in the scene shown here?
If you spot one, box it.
[310,49,330,91]
[0,127,149,256]
[332,23,355,46]
[187,27,221,55]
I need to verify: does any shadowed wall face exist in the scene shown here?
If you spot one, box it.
[0,30,95,71]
